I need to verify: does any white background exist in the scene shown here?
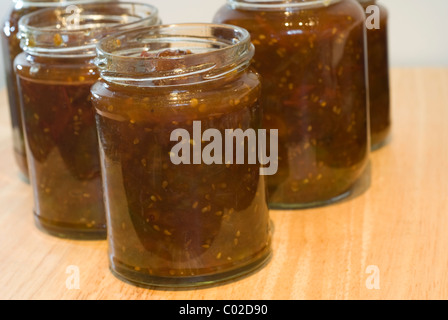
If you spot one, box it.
[1,0,448,88]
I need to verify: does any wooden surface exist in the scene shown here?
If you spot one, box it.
[0,68,447,300]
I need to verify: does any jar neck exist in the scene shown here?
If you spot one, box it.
[19,2,160,58]
[24,51,96,64]
[95,24,254,87]
[227,0,341,10]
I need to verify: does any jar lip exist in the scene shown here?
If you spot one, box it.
[227,0,340,10]
[96,23,252,61]
[95,23,254,86]
[18,2,160,57]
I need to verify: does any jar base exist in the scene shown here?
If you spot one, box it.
[371,127,391,151]
[34,213,106,240]
[14,150,29,183]
[268,189,352,210]
[18,171,30,185]
[371,133,391,151]
[109,249,272,289]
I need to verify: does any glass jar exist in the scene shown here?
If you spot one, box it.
[1,0,113,181]
[359,0,390,149]
[91,24,272,287]
[214,0,370,209]
[14,2,160,239]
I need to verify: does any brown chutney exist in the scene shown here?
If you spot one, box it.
[91,24,272,287]
[14,2,160,238]
[214,0,370,208]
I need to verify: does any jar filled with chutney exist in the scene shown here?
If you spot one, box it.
[214,0,370,209]
[2,0,113,181]
[14,2,160,239]
[91,24,272,287]
[359,0,390,149]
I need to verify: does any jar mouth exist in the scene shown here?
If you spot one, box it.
[14,0,111,9]
[18,2,160,57]
[95,23,254,87]
[227,0,340,10]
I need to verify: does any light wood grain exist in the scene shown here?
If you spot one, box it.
[0,68,447,300]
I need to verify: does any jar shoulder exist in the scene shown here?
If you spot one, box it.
[91,70,261,117]
[214,0,367,27]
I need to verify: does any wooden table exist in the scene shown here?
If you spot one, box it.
[1,68,447,300]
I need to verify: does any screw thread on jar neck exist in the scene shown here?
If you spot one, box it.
[13,0,112,9]
[18,2,160,58]
[227,0,341,10]
[95,23,255,87]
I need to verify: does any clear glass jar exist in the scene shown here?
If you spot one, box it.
[359,0,390,149]
[214,0,370,209]
[91,24,272,287]
[14,2,160,239]
[1,0,113,181]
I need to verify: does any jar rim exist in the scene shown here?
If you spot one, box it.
[95,23,254,87]
[18,2,160,57]
[13,0,110,8]
[227,0,340,10]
